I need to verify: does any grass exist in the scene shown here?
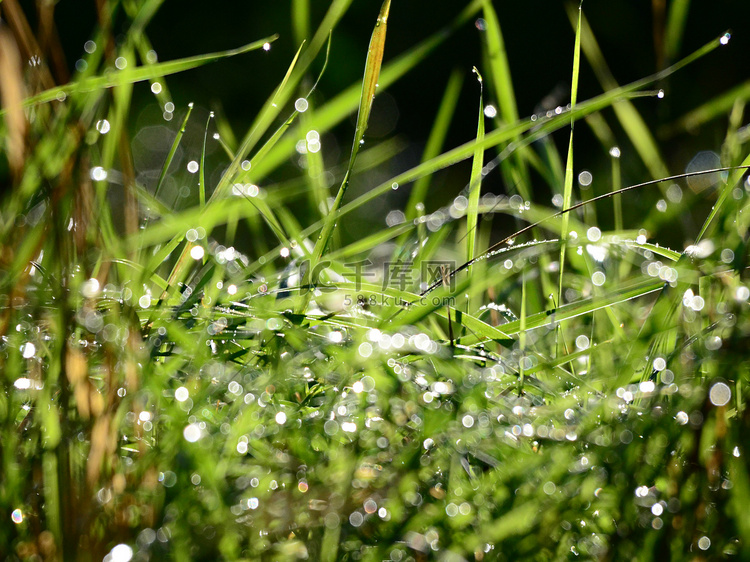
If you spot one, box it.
[1,1,750,560]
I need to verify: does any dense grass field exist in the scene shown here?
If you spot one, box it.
[2,0,750,560]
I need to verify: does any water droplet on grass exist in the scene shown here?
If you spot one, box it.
[21,342,36,359]
[709,382,731,406]
[183,423,202,442]
[90,167,107,181]
[11,509,23,524]
[720,33,731,45]
[108,544,133,562]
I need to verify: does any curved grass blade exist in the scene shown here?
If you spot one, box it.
[423,165,750,294]
[2,36,278,115]
[154,103,194,200]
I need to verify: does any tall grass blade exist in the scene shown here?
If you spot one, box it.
[558,3,582,309]
[467,68,485,273]
[665,0,691,63]
[303,0,391,303]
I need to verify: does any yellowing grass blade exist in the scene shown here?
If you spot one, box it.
[348,0,391,171]
[301,0,391,311]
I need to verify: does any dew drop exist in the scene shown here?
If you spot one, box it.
[709,382,731,406]
[720,33,731,45]
[90,166,108,181]
[591,271,606,286]
[183,423,202,442]
[108,544,133,562]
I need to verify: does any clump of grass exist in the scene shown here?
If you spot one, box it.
[1,1,750,560]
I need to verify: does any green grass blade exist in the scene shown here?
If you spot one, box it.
[154,107,194,200]
[665,0,691,62]
[567,5,670,183]
[558,3,582,307]
[480,0,530,198]
[662,80,750,136]
[209,40,307,204]
[3,36,278,114]
[199,112,212,209]
[695,151,750,242]
[307,0,391,275]
[467,68,485,273]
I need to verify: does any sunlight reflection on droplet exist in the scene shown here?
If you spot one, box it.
[183,423,202,442]
[484,105,497,118]
[358,342,373,358]
[11,509,23,524]
[96,119,110,134]
[275,411,287,425]
[295,98,309,112]
[90,167,107,181]
[108,544,133,562]
[151,82,162,94]
[187,161,199,173]
[190,246,204,260]
[114,57,127,70]
[21,342,36,359]
[175,387,189,402]
[586,227,601,242]
[578,170,593,186]
[709,382,731,406]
